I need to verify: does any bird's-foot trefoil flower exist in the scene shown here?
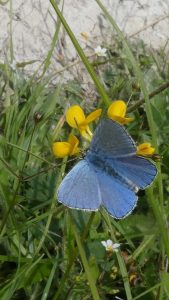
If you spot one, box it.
[52,134,80,158]
[101,239,120,253]
[136,143,155,157]
[94,45,107,57]
[107,100,133,125]
[66,105,102,141]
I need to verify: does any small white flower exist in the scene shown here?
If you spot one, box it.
[101,239,120,252]
[51,124,56,131]
[94,45,107,57]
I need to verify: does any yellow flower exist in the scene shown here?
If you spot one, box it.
[66,105,102,140]
[136,143,155,157]
[107,100,133,125]
[52,134,80,158]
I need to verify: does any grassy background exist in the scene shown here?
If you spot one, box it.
[0,1,169,299]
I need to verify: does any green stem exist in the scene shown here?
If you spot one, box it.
[70,214,101,300]
[7,142,54,165]
[133,283,161,300]
[41,258,58,300]
[147,189,169,259]
[50,0,110,106]
[102,211,133,300]
[52,212,95,300]
[0,156,19,178]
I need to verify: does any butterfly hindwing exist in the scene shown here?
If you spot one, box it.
[108,155,157,190]
[93,166,137,219]
[57,160,101,211]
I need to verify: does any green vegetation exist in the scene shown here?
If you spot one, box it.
[0,1,169,299]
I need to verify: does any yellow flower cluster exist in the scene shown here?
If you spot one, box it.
[52,100,155,158]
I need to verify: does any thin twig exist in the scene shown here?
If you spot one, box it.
[50,54,95,78]
[128,80,169,112]
[129,14,169,38]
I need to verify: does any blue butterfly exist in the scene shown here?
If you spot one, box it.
[57,119,157,219]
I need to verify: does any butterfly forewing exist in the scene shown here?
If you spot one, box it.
[90,119,136,158]
[57,160,101,210]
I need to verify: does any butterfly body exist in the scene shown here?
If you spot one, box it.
[86,152,138,192]
[57,119,157,219]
